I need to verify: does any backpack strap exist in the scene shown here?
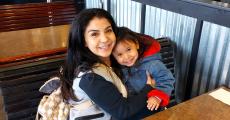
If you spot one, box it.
[71,100,94,111]
[39,77,61,94]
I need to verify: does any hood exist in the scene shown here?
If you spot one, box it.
[142,38,161,58]
[138,53,162,65]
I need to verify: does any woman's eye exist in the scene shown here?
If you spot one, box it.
[127,48,131,51]
[106,29,113,33]
[91,33,98,37]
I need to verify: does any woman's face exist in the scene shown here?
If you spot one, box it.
[84,17,116,60]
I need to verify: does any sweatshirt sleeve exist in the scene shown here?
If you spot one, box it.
[147,89,170,106]
[149,60,175,96]
[79,73,153,119]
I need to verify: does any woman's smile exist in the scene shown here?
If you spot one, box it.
[84,17,116,58]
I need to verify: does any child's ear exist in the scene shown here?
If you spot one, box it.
[136,43,139,49]
[135,40,139,49]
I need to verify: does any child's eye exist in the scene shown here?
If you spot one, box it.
[117,53,122,57]
[115,53,122,57]
[127,48,131,51]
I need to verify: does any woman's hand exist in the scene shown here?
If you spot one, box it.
[146,71,156,88]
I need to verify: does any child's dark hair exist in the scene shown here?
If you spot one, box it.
[116,27,152,58]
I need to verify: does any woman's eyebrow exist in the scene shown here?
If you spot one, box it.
[87,26,112,33]
[105,26,112,30]
[87,29,98,33]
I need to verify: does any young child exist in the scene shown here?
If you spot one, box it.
[112,27,175,111]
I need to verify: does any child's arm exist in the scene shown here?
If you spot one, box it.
[146,71,156,88]
[150,60,175,96]
[146,70,170,107]
[147,89,169,106]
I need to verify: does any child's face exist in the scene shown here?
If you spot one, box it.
[112,40,139,67]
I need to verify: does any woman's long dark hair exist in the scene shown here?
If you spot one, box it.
[60,8,118,100]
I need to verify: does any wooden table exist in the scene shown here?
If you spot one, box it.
[0,25,69,64]
[0,25,69,119]
[144,87,230,120]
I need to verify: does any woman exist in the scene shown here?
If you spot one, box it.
[60,8,155,120]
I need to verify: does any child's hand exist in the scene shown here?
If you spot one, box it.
[146,71,156,88]
[147,96,161,111]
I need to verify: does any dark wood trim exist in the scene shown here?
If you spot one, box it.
[0,1,79,32]
[107,0,111,13]
[140,4,146,34]
[133,0,230,28]
[0,47,66,65]
[185,20,204,100]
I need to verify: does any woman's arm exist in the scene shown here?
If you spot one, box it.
[79,73,152,119]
